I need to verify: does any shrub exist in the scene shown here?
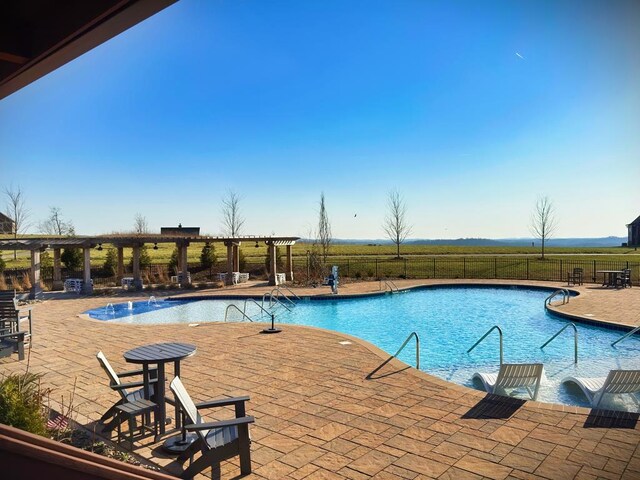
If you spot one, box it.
[103,248,117,277]
[22,275,32,291]
[0,373,50,436]
[0,255,6,273]
[61,248,83,271]
[0,275,6,290]
[200,243,216,268]
[168,248,179,273]
[128,246,151,270]
[40,252,53,269]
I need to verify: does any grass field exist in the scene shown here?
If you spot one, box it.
[1,235,638,269]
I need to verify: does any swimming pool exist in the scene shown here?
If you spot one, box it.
[85,286,640,410]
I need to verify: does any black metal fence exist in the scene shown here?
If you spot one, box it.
[2,256,638,290]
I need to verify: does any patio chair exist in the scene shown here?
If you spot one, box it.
[0,330,26,360]
[615,269,632,288]
[169,376,254,479]
[0,289,32,346]
[96,351,157,428]
[472,363,544,400]
[567,268,583,286]
[561,369,640,408]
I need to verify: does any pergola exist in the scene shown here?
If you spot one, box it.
[0,234,299,298]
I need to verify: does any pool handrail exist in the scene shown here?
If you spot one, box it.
[540,322,578,364]
[611,324,640,347]
[269,288,296,307]
[243,298,271,318]
[379,278,399,293]
[390,331,420,369]
[275,285,301,301]
[545,289,570,306]
[468,325,503,365]
[224,304,254,322]
[268,294,292,312]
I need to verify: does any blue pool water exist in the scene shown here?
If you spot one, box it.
[85,287,640,410]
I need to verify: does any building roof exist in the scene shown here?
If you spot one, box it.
[628,215,640,227]
[0,212,14,223]
[0,0,177,100]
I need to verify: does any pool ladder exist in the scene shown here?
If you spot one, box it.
[389,332,420,369]
[468,325,503,365]
[611,324,640,347]
[545,289,570,306]
[224,305,254,322]
[540,323,578,364]
[380,278,399,293]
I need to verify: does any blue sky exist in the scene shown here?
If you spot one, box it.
[1,0,639,239]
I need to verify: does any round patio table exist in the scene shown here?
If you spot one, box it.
[123,342,196,439]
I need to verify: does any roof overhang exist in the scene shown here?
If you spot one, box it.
[0,0,178,100]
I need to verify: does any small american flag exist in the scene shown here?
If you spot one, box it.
[47,414,69,431]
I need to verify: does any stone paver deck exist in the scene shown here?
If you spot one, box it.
[1,280,639,479]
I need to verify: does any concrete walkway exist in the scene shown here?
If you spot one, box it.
[1,280,639,479]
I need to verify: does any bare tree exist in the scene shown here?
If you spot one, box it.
[530,196,557,260]
[39,206,74,235]
[383,190,412,258]
[133,213,149,234]
[316,192,332,262]
[4,185,31,260]
[221,190,245,237]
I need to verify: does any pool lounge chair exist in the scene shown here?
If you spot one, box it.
[96,351,157,428]
[473,363,544,400]
[170,376,254,479]
[561,369,640,408]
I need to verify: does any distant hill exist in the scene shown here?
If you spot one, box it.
[302,237,627,247]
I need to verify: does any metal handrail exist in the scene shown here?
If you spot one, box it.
[243,299,271,318]
[468,325,503,365]
[224,304,254,322]
[541,323,578,364]
[612,325,640,347]
[390,332,420,369]
[276,285,301,301]
[380,279,399,293]
[269,294,292,312]
[261,293,271,311]
[545,289,570,306]
[269,288,296,307]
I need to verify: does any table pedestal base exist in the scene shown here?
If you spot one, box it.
[163,432,198,454]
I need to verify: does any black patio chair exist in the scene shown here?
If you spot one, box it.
[96,351,157,429]
[567,268,583,286]
[170,376,254,480]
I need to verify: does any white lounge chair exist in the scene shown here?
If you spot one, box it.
[473,363,544,400]
[561,369,640,408]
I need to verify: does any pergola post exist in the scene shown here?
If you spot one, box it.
[180,241,190,286]
[268,243,277,286]
[225,242,233,285]
[132,244,142,290]
[116,247,124,282]
[29,249,42,299]
[82,247,93,294]
[52,248,63,291]
[175,243,183,273]
[232,244,240,272]
[286,245,293,281]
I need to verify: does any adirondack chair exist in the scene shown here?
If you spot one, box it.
[0,330,26,360]
[0,290,32,346]
[96,351,158,430]
[170,376,254,479]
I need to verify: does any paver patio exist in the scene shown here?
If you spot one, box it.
[1,279,639,479]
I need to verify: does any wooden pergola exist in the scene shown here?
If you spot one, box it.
[0,234,299,298]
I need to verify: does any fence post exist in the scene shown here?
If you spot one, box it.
[433,258,436,278]
[559,260,563,282]
[526,258,530,280]
[593,260,596,283]
[404,258,407,278]
[494,258,497,278]
[463,257,466,278]
[347,258,350,277]
[375,258,379,279]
